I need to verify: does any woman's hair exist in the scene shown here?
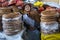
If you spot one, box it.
[43,4,50,10]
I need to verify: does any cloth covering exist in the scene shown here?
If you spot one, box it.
[44,2,60,8]
[41,33,60,40]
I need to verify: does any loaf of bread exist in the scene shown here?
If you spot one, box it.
[41,18,56,22]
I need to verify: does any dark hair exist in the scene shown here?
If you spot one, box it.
[43,4,50,10]
[33,7,38,11]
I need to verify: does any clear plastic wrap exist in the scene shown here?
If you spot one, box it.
[41,22,60,40]
[41,9,60,40]
[2,13,24,36]
[0,7,11,31]
[40,22,59,34]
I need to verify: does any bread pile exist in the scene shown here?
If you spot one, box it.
[11,6,20,12]
[41,10,57,23]
[2,12,23,35]
[41,9,59,34]
[0,7,12,31]
[0,7,12,16]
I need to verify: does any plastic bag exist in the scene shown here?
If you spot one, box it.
[2,13,23,36]
[40,22,59,34]
[40,22,60,40]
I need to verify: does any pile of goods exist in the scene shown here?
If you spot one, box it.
[41,9,60,40]
[0,7,12,31]
[0,0,24,36]
[41,9,57,22]
[2,12,23,35]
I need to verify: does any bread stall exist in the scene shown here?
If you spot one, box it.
[0,0,60,40]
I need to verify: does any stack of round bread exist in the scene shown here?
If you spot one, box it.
[41,10,57,23]
[2,12,23,36]
[0,7,12,31]
[40,9,59,34]
[0,7,11,16]
[11,6,20,12]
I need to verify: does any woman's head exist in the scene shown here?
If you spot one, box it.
[23,3,32,11]
[23,3,32,14]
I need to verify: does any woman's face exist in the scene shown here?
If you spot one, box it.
[25,5,31,12]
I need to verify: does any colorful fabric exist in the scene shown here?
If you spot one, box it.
[41,33,60,40]
[34,1,43,7]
